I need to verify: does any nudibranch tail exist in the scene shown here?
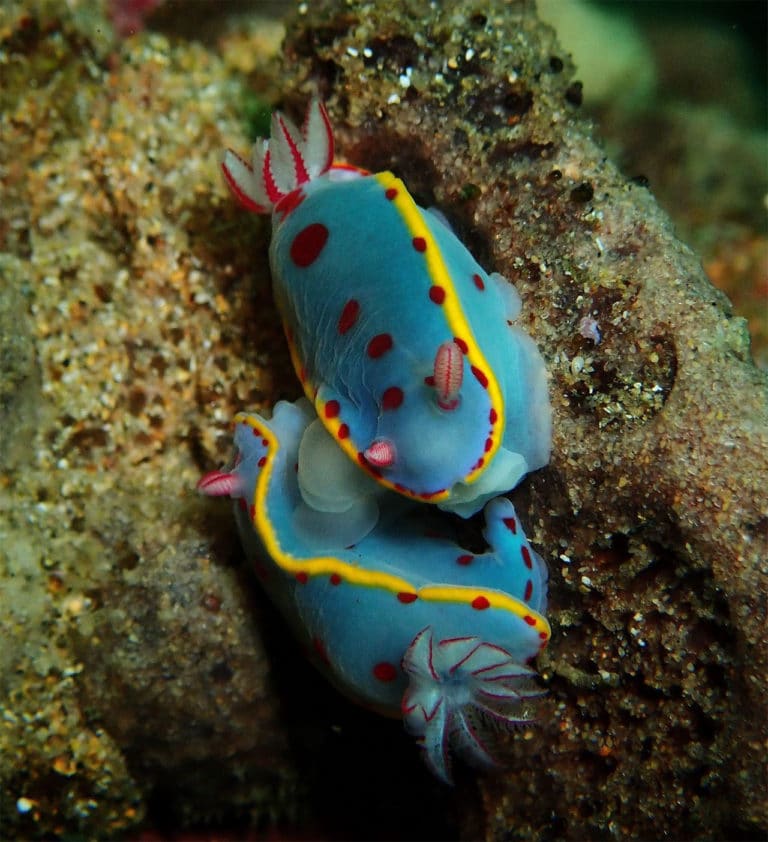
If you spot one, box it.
[401,628,543,784]
[433,340,464,411]
[221,99,334,214]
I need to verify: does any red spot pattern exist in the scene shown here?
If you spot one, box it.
[423,375,435,386]
[257,456,267,468]
[290,222,329,267]
[539,631,549,640]
[397,592,418,604]
[367,333,393,358]
[385,187,398,200]
[472,595,490,610]
[471,365,489,388]
[412,236,427,252]
[524,580,533,601]
[324,400,340,419]
[521,546,532,569]
[429,285,446,304]
[337,299,360,334]
[330,573,342,586]
[453,337,468,354]
[296,571,308,585]
[456,554,474,566]
[489,408,498,424]
[524,615,536,626]
[373,662,398,682]
[338,423,350,439]
[484,437,493,453]
[473,273,485,290]
[503,516,517,534]
[381,387,404,410]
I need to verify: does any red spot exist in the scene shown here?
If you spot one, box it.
[385,187,398,200]
[337,299,360,335]
[338,423,350,439]
[290,222,329,267]
[453,337,468,354]
[324,400,340,419]
[275,188,305,219]
[503,516,517,534]
[484,437,493,453]
[412,236,427,252]
[472,595,490,610]
[313,636,330,664]
[471,365,489,388]
[261,438,269,446]
[373,662,398,682]
[249,504,256,520]
[524,614,536,626]
[381,387,404,410]
[524,580,533,601]
[539,631,549,640]
[429,285,446,304]
[456,554,473,566]
[296,571,308,585]
[367,333,393,358]
[397,592,418,604]
[424,375,435,386]
[330,573,342,586]
[252,427,260,436]
[489,407,498,424]
[473,457,485,470]
[522,546,532,569]
[257,456,266,468]
[473,273,485,290]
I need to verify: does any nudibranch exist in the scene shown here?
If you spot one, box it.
[222,100,551,538]
[198,399,550,782]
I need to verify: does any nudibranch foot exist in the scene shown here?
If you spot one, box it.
[401,628,544,784]
[437,447,529,518]
[489,271,522,322]
[297,417,383,547]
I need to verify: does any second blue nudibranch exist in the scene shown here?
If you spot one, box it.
[198,399,550,782]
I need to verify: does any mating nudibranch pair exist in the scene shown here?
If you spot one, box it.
[199,100,552,781]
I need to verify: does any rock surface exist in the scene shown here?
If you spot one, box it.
[0,0,765,839]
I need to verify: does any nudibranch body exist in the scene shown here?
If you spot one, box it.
[198,399,550,782]
[222,101,551,532]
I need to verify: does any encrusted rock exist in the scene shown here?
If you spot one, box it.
[276,0,767,838]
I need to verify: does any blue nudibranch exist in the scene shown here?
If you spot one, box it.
[199,399,549,783]
[221,100,551,545]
